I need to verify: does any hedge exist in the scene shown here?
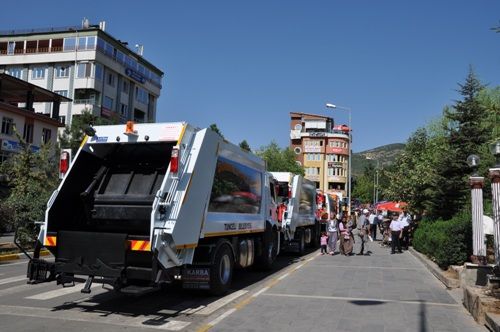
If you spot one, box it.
[412,212,472,269]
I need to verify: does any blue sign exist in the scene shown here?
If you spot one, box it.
[125,68,146,84]
[90,136,108,143]
[1,139,39,153]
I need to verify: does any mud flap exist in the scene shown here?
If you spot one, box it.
[56,231,127,278]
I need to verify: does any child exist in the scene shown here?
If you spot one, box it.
[320,232,328,255]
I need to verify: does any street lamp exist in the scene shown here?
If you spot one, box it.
[326,103,352,215]
[490,141,500,168]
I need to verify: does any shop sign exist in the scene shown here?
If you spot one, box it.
[125,68,146,84]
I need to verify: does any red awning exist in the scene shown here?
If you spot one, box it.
[376,201,407,212]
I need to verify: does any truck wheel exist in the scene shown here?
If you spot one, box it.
[255,226,279,271]
[308,223,320,249]
[297,230,305,256]
[209,244,233,295]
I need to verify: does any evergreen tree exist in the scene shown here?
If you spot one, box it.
[436,68,488,219]
[239,140,251,152]
[209,123,224,138]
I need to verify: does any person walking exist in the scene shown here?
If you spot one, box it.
[320,232,328,255]
[399,208,412,250]
[356,209,370,255]
[368,210,378,241]
[389,213,403,254]
[327,215,339,255]
[339,215,354,256]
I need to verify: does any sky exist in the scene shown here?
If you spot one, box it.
[1,1,500,152]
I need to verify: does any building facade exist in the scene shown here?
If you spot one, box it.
[290,112,350,199]
[0,73,66,162]
[0,20,163,126]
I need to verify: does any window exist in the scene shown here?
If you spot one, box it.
[7,41,15,55]
[120,103,128,117]
[31,67,45,79]
[59,116,66,125]
[63,37,76,51]
[1,117,14,136]
[135,87,148,104]
[208,157,262,214]
[23,119,34,144]
[86,36,96,50]
[55,65,69,78]
[77,62,92,78]
[54,90,68,98]
[94,63,103,80]
[103,96,113,110]
[116,50,125,64]
[122,80,129,94]
[106,72,115,87]
[8,67,23,79]
[42,128,51,143]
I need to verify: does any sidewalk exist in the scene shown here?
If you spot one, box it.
[208,239,486,331]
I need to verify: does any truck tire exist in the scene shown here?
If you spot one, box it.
[297,230,305,256]
[209,243,234,296]
[255,224,279,270]
[308,222,320,249]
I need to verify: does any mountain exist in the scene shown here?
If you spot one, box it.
[352,143,405,176]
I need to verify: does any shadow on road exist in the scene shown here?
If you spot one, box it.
[50,248,318,327]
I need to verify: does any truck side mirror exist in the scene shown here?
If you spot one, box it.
[284,212,288,220]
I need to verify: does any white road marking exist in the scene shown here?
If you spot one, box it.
[194,290,248,315]
[0,304,191,331]
[206,308,236,326]
[26,284,100,300]
[251,286,269,298]
[277,273,289,281]
[263,293,460,307]
[0,283,43,297]
[307,257,316,262]
[293,264,305,271]
[0,275,26,285]
[0,260,29,267]
[313,264,423,271]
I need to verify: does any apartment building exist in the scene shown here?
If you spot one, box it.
[0,73,67,161]
[0,19,163,126]
[289,112,350,199]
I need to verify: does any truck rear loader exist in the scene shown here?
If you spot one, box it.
[27,122,281,295]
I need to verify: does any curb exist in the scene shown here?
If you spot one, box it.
[486,312,500,332]
[0,250,51,262]
[409,247,460,289]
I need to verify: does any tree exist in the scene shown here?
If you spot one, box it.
[351,164,375,204]
[59,110,105,155]
[0,133,59,244]
[239,140,251,152]
[209,123,224,138]
[436,68,488,219]
[256,141,304,175]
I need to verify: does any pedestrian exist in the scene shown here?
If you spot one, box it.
[390,213,403,254]
[340,215,354,255]
[320,232,328,255]
[327,215,339,255]
[356,209,370,255]
[399,208,412,250]
[368,210,378,241]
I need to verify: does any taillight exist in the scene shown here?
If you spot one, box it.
[59,150,70,179]
[170,148,179,173]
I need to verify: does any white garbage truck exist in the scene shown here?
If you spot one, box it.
[27,122,281,295]
[270,172,320,254]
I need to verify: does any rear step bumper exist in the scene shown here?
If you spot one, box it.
[55,231,127,278]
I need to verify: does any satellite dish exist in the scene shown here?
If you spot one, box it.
[294,124,302,130]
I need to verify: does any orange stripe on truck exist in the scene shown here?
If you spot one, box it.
[129,240,151,251]
[44,236,57,247]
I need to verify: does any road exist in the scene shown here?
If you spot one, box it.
[0,243,486,332]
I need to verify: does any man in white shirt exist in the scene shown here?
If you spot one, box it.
[368,210,377,241]
[399,209,412,250]
[389,213,403,254]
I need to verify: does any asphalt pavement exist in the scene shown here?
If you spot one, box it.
[0,238,487,332]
